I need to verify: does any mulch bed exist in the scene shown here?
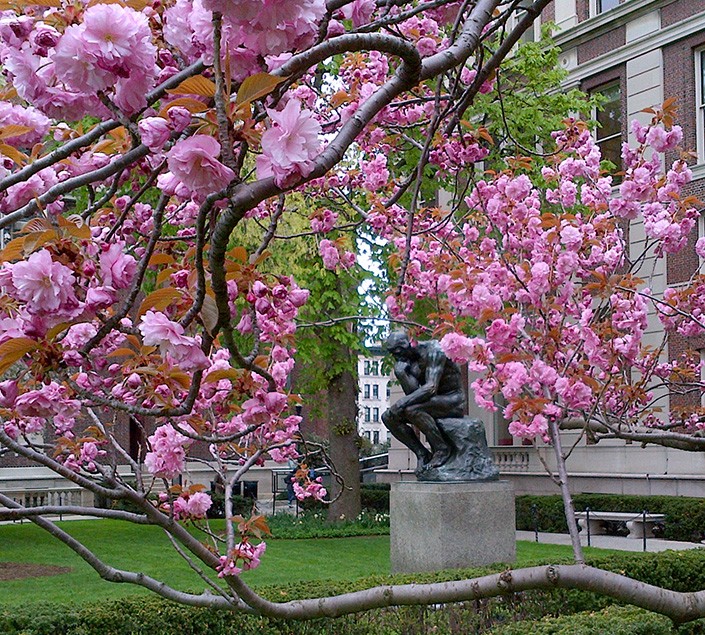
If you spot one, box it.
[0,562,72,581]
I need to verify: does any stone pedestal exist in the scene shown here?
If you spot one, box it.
[390,480,515,573]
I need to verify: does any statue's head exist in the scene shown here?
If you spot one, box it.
[384,330,412,359]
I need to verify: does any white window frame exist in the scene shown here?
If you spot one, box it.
[508,0,541,47]
[589,0,621,18]
[696,48,705,164]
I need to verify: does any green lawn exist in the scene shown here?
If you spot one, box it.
[0,519,619,607]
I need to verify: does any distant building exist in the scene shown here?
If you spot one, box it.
[357,346,391,446]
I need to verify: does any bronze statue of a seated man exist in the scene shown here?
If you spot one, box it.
[382,330,466,472]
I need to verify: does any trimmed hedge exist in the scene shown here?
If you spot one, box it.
[266,509,389,539]
[360,483,390,513]
[516,494,705,543]
[362,488,705,544]
[5,550,705,634]
[488,606,674,635]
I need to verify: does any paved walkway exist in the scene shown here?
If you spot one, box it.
[516,530,703,552]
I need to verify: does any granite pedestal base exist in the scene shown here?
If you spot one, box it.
[390,480,515,573]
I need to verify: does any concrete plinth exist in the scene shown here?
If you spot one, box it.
[390,480,515,573]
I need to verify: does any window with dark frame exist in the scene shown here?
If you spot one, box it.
[364,384,370,399]
[698,49,705,163]
[372,384,379,399]
[593,82,622,179]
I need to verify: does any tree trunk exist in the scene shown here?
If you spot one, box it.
[327,365,361,522]
[548,417,584,564]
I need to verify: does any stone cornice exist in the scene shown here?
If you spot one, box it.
[561,8,705,84]
[553,0,674,49]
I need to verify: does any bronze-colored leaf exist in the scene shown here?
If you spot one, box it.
[204,368,242,383]
[137,287,183,317]
[167,75,216,98]
[0,143,27,166]
[158,98,208,119]
[201,294,219,333]
[0,337,38,375]
[148,253,176,267]
[0,236,26,262]
[234,73,286,107]
[0,125,34,140]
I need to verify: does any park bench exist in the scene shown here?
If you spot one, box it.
[574,510,666,539]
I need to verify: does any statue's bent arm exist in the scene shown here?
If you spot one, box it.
[394,361,420,395]
[397,346,445,410]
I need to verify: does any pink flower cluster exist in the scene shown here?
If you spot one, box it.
[138,311,209,371]
[257,99,322,188]
[292,476,327,502]
[172,491,212,519]
[52,4,157,114]
[217,540,266,577]
[144,424,193,480]
[163,136,235,201]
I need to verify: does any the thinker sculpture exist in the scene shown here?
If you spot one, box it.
[382,330,499,482]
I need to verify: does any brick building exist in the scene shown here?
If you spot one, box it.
[381,0,705,495]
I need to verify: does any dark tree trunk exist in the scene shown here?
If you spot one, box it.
[327,364,361,522]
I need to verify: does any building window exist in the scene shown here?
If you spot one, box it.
[372,384,379,399]
[700,349,705,408]
[592,82,622,176]
[510,0,539,46]
[364,384,370,399]
[363,361,370,375]
[364,431,371,440]
[364,407,370,422]
[386,384,391,398]
[373,431,380,444]
[370,361,379,376]
[372,407,379,422]
[699,211,705,272]
[591,0,620,15]
[697,49,705,164]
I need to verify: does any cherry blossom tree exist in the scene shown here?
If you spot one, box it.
[2,0,705,623]
[388,102,704,561]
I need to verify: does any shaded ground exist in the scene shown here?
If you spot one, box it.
[0,562,72,581]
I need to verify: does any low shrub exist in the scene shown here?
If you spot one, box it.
[360,483,390,513]
[266,509,389,539]
[207,493,253,519]
[5,550,705,634]
[488,605,673,635]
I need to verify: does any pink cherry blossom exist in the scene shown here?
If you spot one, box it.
[167,136,235,200]
[9,249,80,315]
[52,4,156,114]
[257,99,321,188]
[138,117,172,152]
[99,243,136,289]
[144,424,192,479]
[138,311,209,371]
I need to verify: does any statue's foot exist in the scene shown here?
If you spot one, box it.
[415,450,432,472]
[427,446,452,468]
